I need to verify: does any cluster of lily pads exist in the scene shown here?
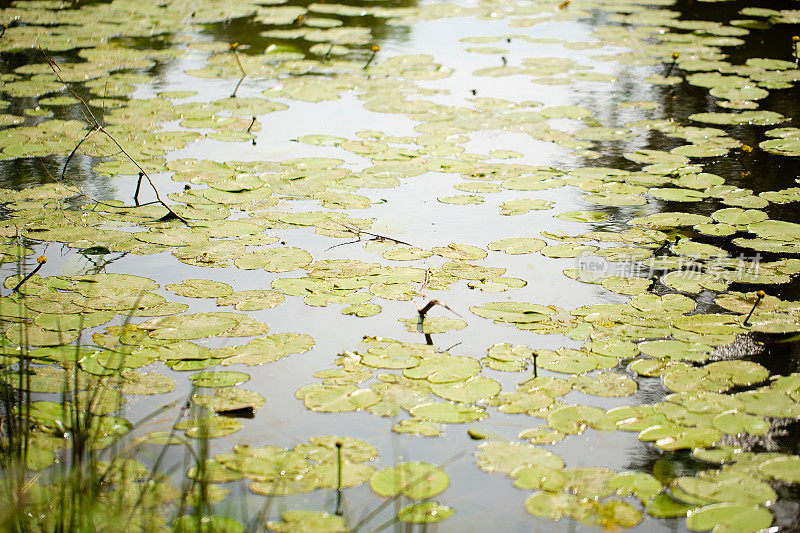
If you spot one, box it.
[3,0,800,530]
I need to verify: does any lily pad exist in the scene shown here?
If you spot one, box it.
[370,462,449,499]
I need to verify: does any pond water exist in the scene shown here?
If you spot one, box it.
[2,0,800,531]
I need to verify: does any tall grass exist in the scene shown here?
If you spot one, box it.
[0,256,214,532]
[0,256,452,532]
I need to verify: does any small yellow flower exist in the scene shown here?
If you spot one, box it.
[793,36,800,42]
[742,145,753,153]
[37,256,47,264]
[371,45,380,53]
[558,0,570,9]
[757,290,766,298]
[671,52,679,60]
[228,42,239,51]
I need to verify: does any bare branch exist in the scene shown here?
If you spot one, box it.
[417,299,461,319]
[42,49,189,225]
[61,125,99,181]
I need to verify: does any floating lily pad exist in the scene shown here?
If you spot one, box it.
[142,313,238,340]
[397,502,454,523]
[685,503,772,533]
[500,198,554,215]
[267,511,346,533]
[429,376,500,402]
[475,441,564,474]
[301,384,380,412]
[758,456,800,483]
[189,371,249,388]
[487,237,546,254]
[409,402,486,423]
[571,372,637,397]
[370,462,449,499]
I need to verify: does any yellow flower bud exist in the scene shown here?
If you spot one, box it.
[37,256,47,264]
[228,42,239,51]
[371,45,380,53]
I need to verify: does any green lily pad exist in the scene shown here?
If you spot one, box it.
[645,493,696,518]
[511,464,566,491]
[176,416,243,439]
[571,372,637,397]
[500,198,554,215]
[216,333,314,366]
[547,404,612,434]
[192,388,266,414]
[429,376,501,402]
[608,472,661,501]
[142,313,238,340]
[189,371,250,388]
[685,503,772,533]
[399,316,467,334]
[300,384,380,412]
[403,355,480,383]
[638,340,712,362]
[409,402,486,423]
[689,110,788,126]
[487,237,546,254]
[536,349,598,374]
[267,511,347,533]
[562,466,616,499]
[115,370,176,395]
[524,491,593,521]
[758,456,800,483]
[475,441,564,474]
[174,515,244,533]
[712,411,768,436]
[471,301,553,324]
[370,462,449,499]
[397,502,454,523]
[165,279,233,298]
[217,290,285,311]
[555,210,611,223]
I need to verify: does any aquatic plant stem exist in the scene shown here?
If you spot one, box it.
[665,52,679,77]
[736,144,753,175]
[363,45,380,70]
[324,221,415,251]
[335,441,343,516]
[743,290,766,326]
[417,299,461,319]
[229,43,247,76]
[11,256,46,293]
[133,172,144,206]
[231,76,245,98]
[653,235,680,256]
